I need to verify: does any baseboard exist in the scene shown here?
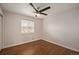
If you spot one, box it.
[0,49,1,51]
[2,39,39,49]
[0,47,2,51]
[0,48,2,52]
[42,39,79,52]
[2,38,79,52]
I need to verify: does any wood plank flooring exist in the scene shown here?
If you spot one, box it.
[0,39,79,55]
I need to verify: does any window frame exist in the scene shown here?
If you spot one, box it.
[21,19,35,34]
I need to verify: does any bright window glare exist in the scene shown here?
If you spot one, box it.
[21,20,34,33]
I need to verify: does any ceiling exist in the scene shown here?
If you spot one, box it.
[0,3,79,19]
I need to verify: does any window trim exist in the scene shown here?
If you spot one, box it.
[21,19,35,34]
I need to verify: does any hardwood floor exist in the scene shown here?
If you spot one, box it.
[0,39,79,55]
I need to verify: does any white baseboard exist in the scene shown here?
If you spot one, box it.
[0,48,2,51]
[2,38,79,52]
[42,39,79,52]
[2,39,39,49]
[0,49,1,51]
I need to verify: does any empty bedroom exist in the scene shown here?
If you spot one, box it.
[0,3,79,55]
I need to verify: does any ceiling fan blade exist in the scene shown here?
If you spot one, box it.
[40,13,48,15]
[39,6,50,12]
[29,3,38,12]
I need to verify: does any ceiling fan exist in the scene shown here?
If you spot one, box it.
[29,3,51,17]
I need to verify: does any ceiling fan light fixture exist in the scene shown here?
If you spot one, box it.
[36,13,40,16]
[34,13,40,17]
[29,3,51,17]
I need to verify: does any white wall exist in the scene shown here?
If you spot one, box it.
[0,16,2,50]
[0,7,3,50]
[43,8,79,52]
[3,11,43,48]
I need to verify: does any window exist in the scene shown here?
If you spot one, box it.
[21,19,34,33]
